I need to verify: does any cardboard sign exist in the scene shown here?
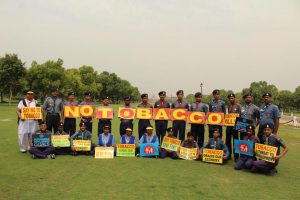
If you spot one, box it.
[116,144,135,157]
[118,108,136,119]
[72,140,91,151]
[21,107,42,120]
[224,113,240,126]
[161,137,181,151]
[202,148,224,164]
[179,147,198,160]
[64,106,78,118]
[95,147,114,159]
[140,143,159,157]
[234,139,253,156]
[78,105,95,118]
[136,108,153,119]
[235,117,253,132]
[32,134,51,147]
[255,143,278,163]
[153,109,170,120]
[171,109,188,121]
[51,135,70,147]
[96,107,113,119]
[206,112,224,125]
[187,112,205,124]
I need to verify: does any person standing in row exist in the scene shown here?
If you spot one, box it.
[225,93,241,160]
[137,93,153,139]
[119,96,134,136]
[80,92,94,133]
[154,91,170,144]
[172,90,189,141]
[42,88,64,133]
[208,89,226,138]
[16,91,38,153]
[63,92,77,136]
[98,96,112,136]
[190,92,208,148]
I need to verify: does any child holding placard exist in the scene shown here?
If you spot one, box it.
[177,132,199,159]
[71,122,94,156]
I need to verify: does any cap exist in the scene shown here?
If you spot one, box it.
[212,128,220,133]
[212,89,220,95]
[141,93,148,98]
[176,90,184,96]
[243,93,252,99]
[39,121,46,126]
[57,122,64,127]
[26,91,34,94]
[103,125,110,129]
[194,92,202,97]
[125,127,133,132]
[228,93,235,98]
[158,91,166,96]
[68,92,75,96]
[166,127,173,132]
[146,125,153,130]
[262,93,272,98]
[263,123,273,129]
[187,132,195,138]
[124,96,131,100]
[50,88,58,93]
[102,96,109,100]
[79,122,86,127]
[84,92,91,96]
[246,125,255,131]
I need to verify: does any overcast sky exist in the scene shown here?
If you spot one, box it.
[1,0,300,96]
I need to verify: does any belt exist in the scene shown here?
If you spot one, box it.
[47,113,59,116]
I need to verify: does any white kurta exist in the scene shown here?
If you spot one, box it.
[17,99,38,151]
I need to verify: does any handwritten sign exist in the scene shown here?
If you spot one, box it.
[234,139,253,156]
[72,140,91,151]
[140,143,159,157]
[179,147,198,160]
[51,135,70,147]
[95,147,114,159]
[116,144,135,157]
[255,143,278,163]
[235,117,253,132]
[161,137,181,151]
[202,148,224,164]
[21,107,42,120]
[32,134,51,147]
[224,113,240,126]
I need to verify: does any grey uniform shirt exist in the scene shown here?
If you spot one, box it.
[171,100,189,110]
[259,103,281,127]
[262,134,285,155]
[241,103,260,127]
[209,99,226,114]
[42,96,64,114]
[190,102,208,114]
[154,100,170,109]
[137,103,153,108]
[228,103,242,115]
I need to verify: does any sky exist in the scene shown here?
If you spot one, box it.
[1,0,300,96]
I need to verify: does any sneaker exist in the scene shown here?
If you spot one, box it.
[20,149,27,153]
[136,154,140,157]
[51,154,55,159]
[266,168,278,176]
[47,154,52,159]
[32,154,36,159]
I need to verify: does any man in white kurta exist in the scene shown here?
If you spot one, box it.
[16,91,38,152]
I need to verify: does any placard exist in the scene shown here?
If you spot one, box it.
[21,107,42,120]
[161,137,181,151]
[255,143,278,163]
[224,113,240,126]
[153,109,170,120]
[179,147,198,160]
[234,139,253,156]
[95,147,114,159]
[235,117,253,132]
[202,148,224,164]
[206,112,224,125]
[136,108,153,120]
[140,143,159,157]
[116,144,135,157]
[72,140,91,151]
[32,134,51,147]
[187,112,205,124]
[118,108,136,119]
[51,135,70,147]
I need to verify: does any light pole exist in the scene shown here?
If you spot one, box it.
[200,82,203,94]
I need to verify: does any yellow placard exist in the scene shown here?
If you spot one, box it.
[21,107,42,120]
[161,137,181,151]
[179,147,198,160]
[202,148,224,164]
[255,143,278,163]
[51,135,70,147]
[73,140,91,151]
[95,147,114,159]
[224,113,240,126]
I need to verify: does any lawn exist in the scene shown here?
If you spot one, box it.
[0,104,300,200]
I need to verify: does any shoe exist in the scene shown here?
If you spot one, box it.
[20,149,27,153]
[47,154,52,159]
[136,154,140,157]
[32,154,36,159]
[266,168,278,176]
[51,154,55,159]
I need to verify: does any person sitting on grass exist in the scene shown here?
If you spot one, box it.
[29,121,55,159]
[199,128,229,162]
[160,127,178,159]
[235,125,260,170]
[139,125,160,157]
[70,122,94,156]
[250,124,288,176]
[120,127,139,155]
[53,122,71,155]
[177,132,199,159]
[97,125,116,147]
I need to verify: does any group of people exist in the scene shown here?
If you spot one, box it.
[16,88,288,175]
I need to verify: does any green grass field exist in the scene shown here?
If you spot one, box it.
[0,104,300,200]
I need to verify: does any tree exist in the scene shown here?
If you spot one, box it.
[0,54,26,104]
[294,86,300,110]
[78,66,102,100]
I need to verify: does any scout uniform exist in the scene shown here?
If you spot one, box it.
[258,93,281,142]
[137,94,153,139]
[70,122,94,155]
[225,93,242,160]
[98,126,116,147]
[159,127,178,159]
[119,96,134,136]
[235,125,260,170]
[251,124,287,175]
[79,92,94,133]
[120,128,136,144]
[190,92,208,148]
[171,90,189,141]
[97,96,112,136]
[53,122,71,155]
[63,92,78,136]
[208,89,226,138]
[139,126,159,145]
[16,91,38,152]
[29,121,55,159]
[154,91,170,144]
